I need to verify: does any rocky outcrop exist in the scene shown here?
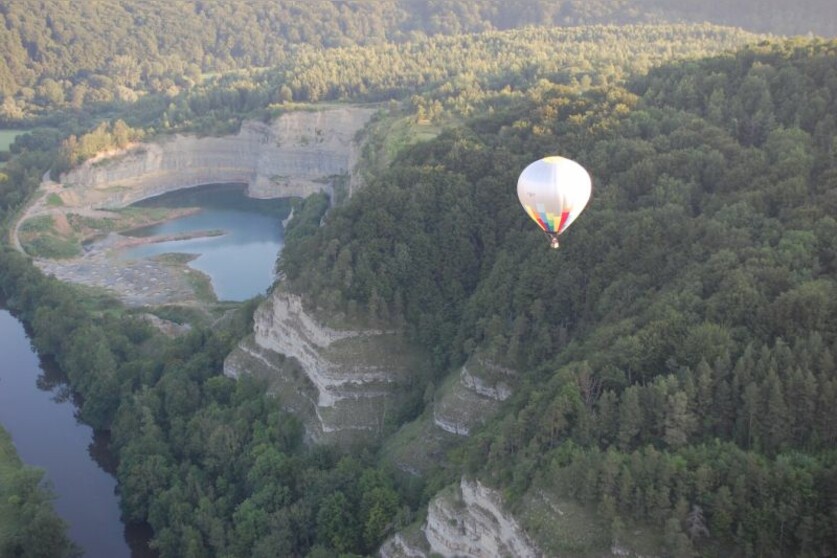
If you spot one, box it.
[59,106,376,208]
[425,479,541,558]
[380,478,541,558]
[379,533,428,558]
[224,290,421,445]
[433,356,513,437]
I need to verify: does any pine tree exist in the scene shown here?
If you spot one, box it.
[618,386,643,451]
[762,369,789,454]
[664,391,696,449]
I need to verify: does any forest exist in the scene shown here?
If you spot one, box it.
[0,2,835,558]
[280,39,837,556]
[0,0,835,119]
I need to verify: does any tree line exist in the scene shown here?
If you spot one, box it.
[0,247,415,557]
[2,0,835,119]
[149,24,759,136]
[0,426,79,558]
[0,127,408,557]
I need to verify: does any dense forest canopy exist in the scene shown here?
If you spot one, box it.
[33,24,759,174]
[0,2,834,556]
[0,0,835,118]
[278,39,837,556]
[154,25,758,133]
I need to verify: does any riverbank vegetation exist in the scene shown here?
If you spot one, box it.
[0,427,79,558]
[0,4,834,557]
[0,247,410,557]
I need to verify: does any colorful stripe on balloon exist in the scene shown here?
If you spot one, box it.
[557,210,571,232]
[525,205,573,233]
[525,205,548,231]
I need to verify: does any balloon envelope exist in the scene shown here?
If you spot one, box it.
[517,156,591,239]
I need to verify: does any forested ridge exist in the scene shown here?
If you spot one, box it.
[36,24,758,174]
[1,0,835,119]
[0,9,834,558]
[154,25,757,136]
[0,250,409,557]
[279,39,837,556]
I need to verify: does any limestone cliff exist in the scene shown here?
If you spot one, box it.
[58,106,376,208]
[224,290,422,445]
[380,354,515,479]
[380,478,541,558]
[433,356,513,437]
[380,478,656,558]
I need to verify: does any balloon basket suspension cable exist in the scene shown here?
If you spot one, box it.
[547,233,560,249]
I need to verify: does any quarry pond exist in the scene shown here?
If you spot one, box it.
[121,183,291,301]
[0,307,155,558]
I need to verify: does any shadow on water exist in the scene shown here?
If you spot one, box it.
[87,430,158,558]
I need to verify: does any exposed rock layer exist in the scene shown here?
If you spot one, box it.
[224,291,419,445]
[19,107,375,306]
[380,478,542,558]
[60,107,376,207]
[433,357,512,436]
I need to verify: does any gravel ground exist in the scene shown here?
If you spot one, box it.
[35,232,203,307]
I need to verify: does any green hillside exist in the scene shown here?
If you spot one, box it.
[0,0,835,119]
[279,39,837,556]
[0,8,834,558]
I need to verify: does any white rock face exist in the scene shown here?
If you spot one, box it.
[432,360,513,437]
[59,107,376,207]
[424,479,541,558]
[461,366,512,401]
[17,107,375,306]
[380,478,541,558]
[251,292,396,408]
[378,533,428,558]
[224,291,418,444]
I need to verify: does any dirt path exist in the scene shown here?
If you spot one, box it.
[10,171,120,254]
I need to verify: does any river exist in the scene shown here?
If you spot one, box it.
[0,183,290,556]
[0,307,155,557]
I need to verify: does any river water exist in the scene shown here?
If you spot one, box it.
[122,183,290,301]
[0,307,154,557]
[0,183,290,556]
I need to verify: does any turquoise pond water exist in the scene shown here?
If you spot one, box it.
[122,184,291,301]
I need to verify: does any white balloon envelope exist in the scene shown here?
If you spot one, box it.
[517,156,592,248]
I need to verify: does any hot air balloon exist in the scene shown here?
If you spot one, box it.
[517,156,591,249]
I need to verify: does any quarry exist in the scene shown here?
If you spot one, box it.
[12,106,376,306]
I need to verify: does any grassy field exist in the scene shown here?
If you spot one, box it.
[356,111,448,182]
[0,128,27,168]
[0,129,27,151]
[519,482,663,557]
